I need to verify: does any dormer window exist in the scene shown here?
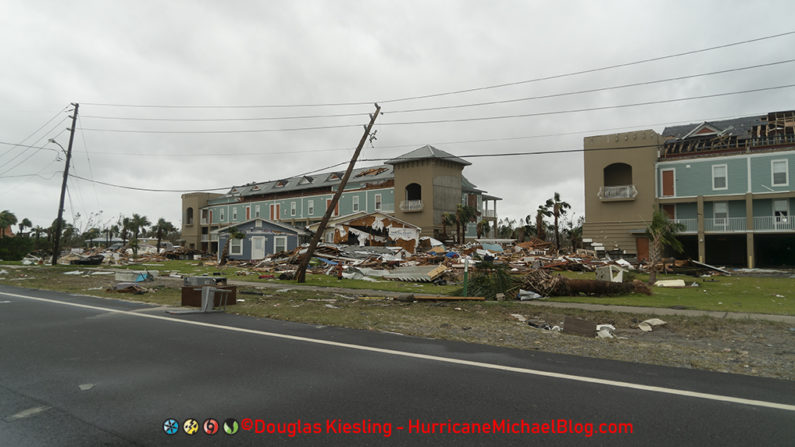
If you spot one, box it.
[275,179,288,188]
[299,176,313,185]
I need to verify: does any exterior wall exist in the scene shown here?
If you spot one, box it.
[657,151,795,197]
[180,192,222,250]
[392,159,464,237]
[582,130,662,254]
[217,220,300,261]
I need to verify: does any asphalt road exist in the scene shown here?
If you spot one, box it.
[1,284,793,446]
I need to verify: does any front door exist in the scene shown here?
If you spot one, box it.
[251,236,265,259]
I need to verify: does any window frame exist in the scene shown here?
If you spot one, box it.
[771,159,789,187]
[352,196,360,212]
[374,194,382,211]
[712,164,728,191]
[230,237,243,256]
[273,236,288,254]
[307,200,314,216]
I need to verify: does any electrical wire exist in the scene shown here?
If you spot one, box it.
[377,84,795,126]
[81,110,371,122]
[0,105,68,160]
[384,59,795,115]
[77,30,795,109]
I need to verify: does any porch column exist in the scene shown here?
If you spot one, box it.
[697,196,705,263]
[745,193,754,268]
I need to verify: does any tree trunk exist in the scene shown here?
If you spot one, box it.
[219,238,231,266]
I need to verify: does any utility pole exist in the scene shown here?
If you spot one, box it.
[295,103,381,283]
[51,103,79,266]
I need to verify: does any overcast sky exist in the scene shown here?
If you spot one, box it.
[1,0,793,234]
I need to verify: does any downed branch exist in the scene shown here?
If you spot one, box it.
[520,270,651,297]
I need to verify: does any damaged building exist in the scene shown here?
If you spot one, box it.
[306,212,421,253]
[180,145,501,254]
[583,110,795,267]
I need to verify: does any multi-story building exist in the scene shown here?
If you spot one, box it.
[583,110,795,267]
[180,145,501,253]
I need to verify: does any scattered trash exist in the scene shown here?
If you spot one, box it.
[638,318,667,332]
[596,324,616,338]
[510,313,527,323]
[654,279,686,288]
[518,289,543,300]
[78,384,95,391]
[324,304,339,309]
[63,271,84,275]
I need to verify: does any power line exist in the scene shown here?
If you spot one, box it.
[77,30,795,109]
[377,84,795,127]
[0,105,68,160]
[58,109,772,159]
[0,118,70,176]
[379,30,795,103]
[385,59,795,115]
[66,143,659,194]
[81,110,371,122]
[78,84,795,135]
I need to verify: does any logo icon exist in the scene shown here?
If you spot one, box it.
[203,418,219,435]
[183,418,199,435]
[224,418,239,435]
[163,418,179,435]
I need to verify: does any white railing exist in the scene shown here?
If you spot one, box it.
[399,200,424,212]
[200,218,208,225]
[201,235,208,242]
[754,216,795,232]
[598,185,638,200]
[375,205,395,214]
[673,218,698,233]
[482,209,497,218]
[704,217,746,232]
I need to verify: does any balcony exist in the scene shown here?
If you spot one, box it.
[754,216,795,232]
[482,209,497,218]
[200,217,208,225]
[399,200,424,212]
[201,234,219,242]
[598,185,637,201]
[673,218,698,233]
[704,217,746,232]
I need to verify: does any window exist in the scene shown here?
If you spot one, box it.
[374,194,382,211]
[308,200,314,215]
[291,201,297,217]
[232,208,238,221]
[712,165,727,190]
[772,160,788,186]
[352,196,360,212]
[230,237,243,255]
[255,205,260,218]
[773,199,789,225]
[186,207,194,225]
[713,202,728,227]
[219,208,225,221]
[406,183,422,201]
[326,231,335,243]
[274,236,288,253]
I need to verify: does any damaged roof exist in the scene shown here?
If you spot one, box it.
[211,164,394,203]
[662,115,764,140]
[385,145,471,166]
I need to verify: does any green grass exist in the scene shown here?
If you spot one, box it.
[550,271,794,315]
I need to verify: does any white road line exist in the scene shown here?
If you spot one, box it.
[5,290,795,412]
[6,406,51,422]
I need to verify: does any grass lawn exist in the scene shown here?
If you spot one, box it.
[2,261,792,314]
[553,271,794,315]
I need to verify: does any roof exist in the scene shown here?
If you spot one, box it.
[305,211,420,233]
[662,115,764,140]
[211,218,307,235]
[209,165,394,204]
[385,145,471,166]
[461,176,483,193]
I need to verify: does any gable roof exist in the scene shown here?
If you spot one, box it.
[305,211,420,233]
[211,218,306,235]
[385,145,471,166]
[662,115,763,140]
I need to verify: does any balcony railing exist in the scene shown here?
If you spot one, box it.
[598,185,637,201]
[704,217,746,232]
[200,218,208,225]
[399,200,424,212]
[754,216,795,232]
[482,209,497,218]
[673,218,698,233]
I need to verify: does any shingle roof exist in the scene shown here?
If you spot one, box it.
[662,115,764,140]
[385,145,471,166]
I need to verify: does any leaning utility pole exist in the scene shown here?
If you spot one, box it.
[295,103,381,283]
[51,103,79,266]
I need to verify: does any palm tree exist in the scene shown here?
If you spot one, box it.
[152,218,176,251]
[455,205,478,243]
[0,210,18,238]
[535,205,551,241]
[120,217,132,245]
[32,226,45,243]
[646,209,685,284]
[544,192,571,253]
[440,212,455,241]
[18,218,32,236]
[476,219,491,238]
[128,214,151,257]
[219,228,246,266]
[83,228,101,246]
